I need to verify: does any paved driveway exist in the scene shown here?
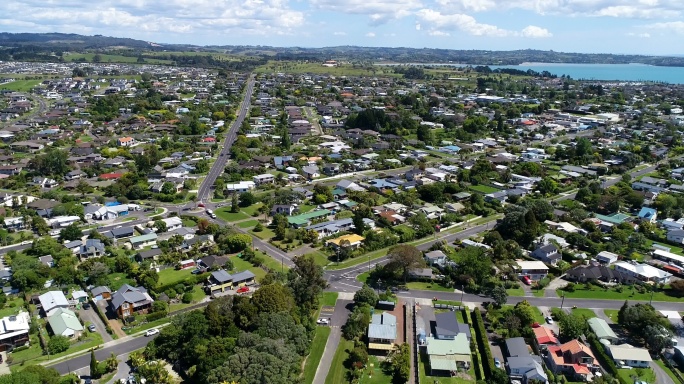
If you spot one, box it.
[313,299,352,384]
[78,307,113,343]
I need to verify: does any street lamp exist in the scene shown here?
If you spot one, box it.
[560,294,566,309]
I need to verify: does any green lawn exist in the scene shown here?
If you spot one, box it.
[0,297,25,318]
[468,185,500,194]
[320,292,339,307]
[571,308,597,319]
[169,286,207,312]
[215,207,250,222]
[231,256,267,282]
[108,273,136,290]
[303,250,331,267]
[76,135,93,143]
[604,309,619,322]
[14,332,104,370]
[406,281,454,292]
[616,368,655,384]
[157,268,192,286]
[238,220,259,229]
[324,339,354,384]
[258,251,289,273]
[64,53,173,65]
[241,203,263,216]
[299,205,316,213]
[507,284,526,297]
[303,326,332,384]
[357,272,370,284]
[181,218,197,227]
[557,286,682,302]
[654,359,681,383]
[363,356,395,384]
[251,227,275,240]
[0,80,43,92]
[123,317,169,335]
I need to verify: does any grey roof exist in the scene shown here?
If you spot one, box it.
[507,356,546,381]
[211,270,232,283]
[80,239,104,253]
[110,226,134,237]
[506,337,530,357]
[64,240,82,249]
[231,270,256,282]
[425,250,447,260]
[111,284,149,310]
[90,286,111,296]
[199,255,228,268]
[138,248,162,259]
[435,312,471,340]
[368,313,397,340]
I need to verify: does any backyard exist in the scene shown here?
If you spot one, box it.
[468,185,500,194]
[557,284,682,302]
[418,351,476,384]
[157,267,193,287]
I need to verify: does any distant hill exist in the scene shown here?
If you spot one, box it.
[0,32,159,49]
[1,32,684,67]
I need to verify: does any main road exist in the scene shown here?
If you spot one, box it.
[196,75,256,203]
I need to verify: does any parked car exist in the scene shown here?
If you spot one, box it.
[236,286,249,294]
[83,303,91,309]
[494,357,501,369]
[531,322,541,328]
[191,269,202,275]
[545,316,554,324]
[317,318,330,325]
[145,329,159,337]
[88,324,96,332]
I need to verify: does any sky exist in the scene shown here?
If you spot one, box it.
[0,0,683,55]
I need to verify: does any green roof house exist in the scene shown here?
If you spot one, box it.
[425,334,471,374]
[587,317,618,344]
[48,308,84,338]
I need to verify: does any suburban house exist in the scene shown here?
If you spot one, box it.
[78,239,105,259]
[587,318,619,344]
[136,248,162,263]
[103,226,135,239]
[91,286,112,301]
[434,312,471,341]
[667,229,684,245]
[531,244,561,265]
[533,326,559,348]
[614,261,672,284]
[565,265,636,284]
[39,255,54,268]
[545,340,597,380]
[287,209,331,228]
[118,137,135,147]
[515,260,549,281]
[271,204,299,216]
[368,312,397,352]
[161,217,182,231]
[253,174,275,185]
[38,291,70,317]
[110,284,154,319]
[47,308,83,338]
[425,250,448,267]
[424,334,471,375]
[205,270,256,294]
[225,181,256,193]
[326,234,365,250]
[606,344,652,368]
[197,255,229,271]
[637,207,658,223]
[0,312,30,351]
[596,251,619,265]
[505,337,548,384]
[129,233,158,250]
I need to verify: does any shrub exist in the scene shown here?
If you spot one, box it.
[47,335,70,354]
[146,311,167,322]
[471,309,495,377]
[182,293,193,304]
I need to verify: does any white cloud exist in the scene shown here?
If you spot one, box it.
[431,0,683,19]
[333,31,347,36]
[521,25,553,38]
[366,32,376,37]
[428,30,451,36]
[310,0,422,24]
[415,9,511,37]
[0,0,305,40]
[415,23,421,30]
[627,32,651,38]
[644,21,684,35]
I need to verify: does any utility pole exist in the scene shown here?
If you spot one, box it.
[460,285,465,308]
[560,294,566,309]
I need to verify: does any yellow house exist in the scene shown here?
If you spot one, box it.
[326,234,365,250]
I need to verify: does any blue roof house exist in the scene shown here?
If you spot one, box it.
[638,207,657,223]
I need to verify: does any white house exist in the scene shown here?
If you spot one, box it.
[253,174,275,185]
[161,217,183,231]
[596,251,619,265]
[614,261,671,284]
[606,344,652,368]
[39,291,70,317]
[225,181,255,194]
[667,229,684,245]
[515,260,549,281]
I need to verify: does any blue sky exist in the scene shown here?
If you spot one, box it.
[0,0,683,55]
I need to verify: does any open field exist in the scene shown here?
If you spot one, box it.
[256,62,401,77]
[64,53,173,65]
[0,79,43,92]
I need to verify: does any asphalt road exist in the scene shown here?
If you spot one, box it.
[51,334,158,375]
[196,75,256,202]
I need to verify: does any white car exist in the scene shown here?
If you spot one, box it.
[545,316,554,324]
[145,328,159,337]
[316,318,330,325]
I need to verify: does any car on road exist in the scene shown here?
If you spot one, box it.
[83,303,91,309]
[198,203,205,208]
[88,324,96,332]
[236,286,249,294]
[191,269,202,275]
[317,318,330,325]
[545,316,554,324]
[494,357,501,369]
[145,329,159,337]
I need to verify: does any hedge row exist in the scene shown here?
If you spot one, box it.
[465,309,485,380]
[586,333,627,384]
[146,310,167,322]
[471,309,496,377]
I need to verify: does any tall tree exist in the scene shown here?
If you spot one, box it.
[386,244,425,282]
[287,255,327,309]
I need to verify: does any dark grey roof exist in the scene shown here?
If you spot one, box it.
[211,270,232,283]
[231,270,256,282]
[64,240,82,249]
[110,226,134,237]
[90,286,111,296]
[199,255,228,268]
[434,312,471,340]
[138,248,162,259]
[506,337,530,358]
[111,284,149,310]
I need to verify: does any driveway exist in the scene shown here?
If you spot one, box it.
[78,307,113,343]
[107,353,131,384]
[538,306,560,335]
[312,299,352,384]
[652,361,676,384]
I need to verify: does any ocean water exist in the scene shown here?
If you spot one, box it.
[486,63,684,84]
